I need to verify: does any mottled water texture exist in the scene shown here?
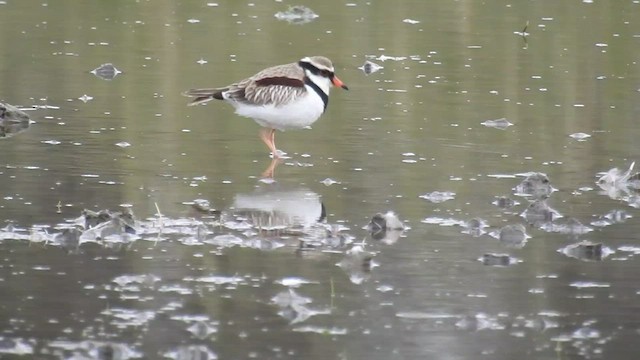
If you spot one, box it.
[2,0,640,359]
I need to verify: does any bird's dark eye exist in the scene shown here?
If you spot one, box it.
[321,70,332,77]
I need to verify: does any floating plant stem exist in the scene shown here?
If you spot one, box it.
[154,202,164,245]
[330,277,335,310]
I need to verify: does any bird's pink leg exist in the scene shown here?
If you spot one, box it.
[259,128,278,158]
[270,129,276,154]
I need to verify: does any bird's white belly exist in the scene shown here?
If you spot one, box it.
[233,92,325,131]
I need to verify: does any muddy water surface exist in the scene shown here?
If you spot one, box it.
[1,1,640,359]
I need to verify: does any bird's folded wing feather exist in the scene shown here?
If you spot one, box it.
[239,76,306,106]
[183,62,308,107]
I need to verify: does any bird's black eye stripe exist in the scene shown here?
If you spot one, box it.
[299,61,334,78]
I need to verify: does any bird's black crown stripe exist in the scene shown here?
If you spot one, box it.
[304,76,328,111]
[298,60,334,78]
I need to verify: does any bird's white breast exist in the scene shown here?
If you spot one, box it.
[231,85,326,131]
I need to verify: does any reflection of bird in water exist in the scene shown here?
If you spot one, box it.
[261,157,284,178]
[183,56,348,158]
[231,185,325,231]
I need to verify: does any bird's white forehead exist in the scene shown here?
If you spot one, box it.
[301,56,334,72]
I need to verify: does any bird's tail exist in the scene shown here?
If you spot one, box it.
[182,88,226,106]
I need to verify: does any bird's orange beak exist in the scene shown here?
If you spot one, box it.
[332,76,349,90]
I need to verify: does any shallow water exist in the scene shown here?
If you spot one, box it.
[2,1,640,359]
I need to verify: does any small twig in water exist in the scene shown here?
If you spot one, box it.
[330,277,335,310]
[154,202,164,246]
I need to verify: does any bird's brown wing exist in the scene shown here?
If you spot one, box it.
[183,62,307,106]
[238,76,306,106]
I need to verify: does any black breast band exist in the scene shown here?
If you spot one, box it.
[304,76,328,111]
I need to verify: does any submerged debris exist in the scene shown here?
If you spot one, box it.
[494,224,528,248]
[91,63,122,80]
[337,245,376,284]
[0,102,31,138]
[462,218,489,237]
[52,226,83,250]
[0,102,30,122]
[188,199,220,216]
[559,241,613,261]
[481,118,513,130]
[163,345,217,360]
[187,321,218,340]
[521,200,561,226]
[597,162,640,201]
[50,208,140,246]
[540,218,592,235]
[359,60,383,75]
[492,196,519,209]
[274,5,319,25]
[597,162,638,188]
[480,253,518,266]
[514,20,530,37]
[82,209,113,229]
[455,313,506,331]
[83,208,136,233]
[271,288,328,324]
[419,191,456,203]
[514,172,554,199]
[591,209,632,227]
[569,132,592,141]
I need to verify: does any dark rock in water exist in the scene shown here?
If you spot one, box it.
[0,102,31,138]
[368,211,404,232]
[559,241,606,261]
[493,196,517,209]
[522,200,560,226]
[466,218,483,229]
[463,218,488,237]
[91,63,122,80]
[481,253,512,266]
[360,60,383,75]
[0,102,30,121]
[514,172,553,199]
[83,209,112,229]
[497,224,528,248]
[367,211,404,243]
